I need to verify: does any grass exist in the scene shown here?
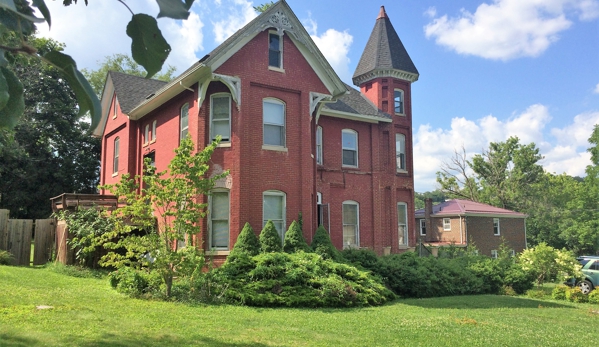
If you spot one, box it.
[1,265,598,346]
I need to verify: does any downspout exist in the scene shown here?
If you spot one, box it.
[524,219,528,249]
[459,215,463,244]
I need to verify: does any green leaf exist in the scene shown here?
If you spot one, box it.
[0,0,44,23]
[43,51,101,131]
[32,0,51,28]
[0,48,8,67]
[155,0,190,19]
[0,69,9,110]
[0,66,24,129]
[126,14,171,79]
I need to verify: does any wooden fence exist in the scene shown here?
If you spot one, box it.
[0,209,56,266]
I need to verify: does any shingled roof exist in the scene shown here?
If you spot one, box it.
[352,6,418,83]
[323,83,390,121]
[109,71,168,114]
[415,199,527,218]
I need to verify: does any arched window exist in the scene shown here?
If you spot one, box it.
[316,126,323,164]
[263,98,285,147]
[397,202,408,246]
[342,200,359,249]
[209,190,230,250]
[342,129,358,167]
[180,103,189,143]
[263,190,286,241]
[113,137,120,175]
[210,93,231,142]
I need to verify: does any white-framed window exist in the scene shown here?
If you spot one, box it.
[209,190,230,250]
[443,218,451,231]
[491,250,498,259]
[113,137,119,175]
[394,89,404,114]
[316,126,323,165]
[419,219,426,236]
[113,96,118,119]
[396,133,406,172]
[342,129,358,167]
[144,124,149,145]
[152,120,157,142]
[263,98,285,147]
[263,190,286,241]
[180,103,189,144]
[342,201,359,249]
[268,32,282,68]
[493,218,500,236]
[398,202,408,246]
[511,249,516,257]
[210,94,231,142]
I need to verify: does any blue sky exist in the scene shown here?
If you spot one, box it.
[37,0,599,191]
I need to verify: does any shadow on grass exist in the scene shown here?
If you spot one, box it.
[399,294,574,309]
[0,332,269,347]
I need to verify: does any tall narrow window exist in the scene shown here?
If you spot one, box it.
[316,126,323,165]
[398,203,408,246]
[491,250,498,259]
[263,191,286,241]
[394,89,404,114]
[210,190,230,250]
[269,33,282,68]
[342,129,358,167]
[180,103,189,143]
[342,201,359,249]
[144,124,149,145]
[263,99,285,147]
[113,137,119,175]
[396,133,406,172]
[419,219,426,236]
[210,94,231,142]
[113,96,118,118]
[493,218,500,235]
[152,120,157,142]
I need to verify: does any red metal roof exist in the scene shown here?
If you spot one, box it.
[415,199,526,218]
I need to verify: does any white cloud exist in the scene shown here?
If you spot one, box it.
[424,0,599,60]
[594,83,599,94]
[311,29,353,83]
[413,105,597,191]
[161,12,204,71]
[212,0,257,43]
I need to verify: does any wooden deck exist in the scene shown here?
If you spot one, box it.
[50,193,118,212]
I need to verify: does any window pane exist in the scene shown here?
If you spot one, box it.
[394,90,403,113]
[343,149,357,166]
[152,121,156,141]
[398,225,406,245]
[213,121,230,140]
[397,204,407,224]
[212,192,229,219]
[343,225,357,247]
[264,102,284,125]
[264,195,283,220]
[269,34,280,50]
[264,124,284,146]
[212,97,229,119]
[269,34,280,67]
[269,50,280,67]
[211,221,229,248]
[343,204,357,224]
[342,131,356,149]
[396,133,405,170]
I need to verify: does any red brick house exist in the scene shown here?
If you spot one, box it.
[415,199,527,257]
[94,1,419,258]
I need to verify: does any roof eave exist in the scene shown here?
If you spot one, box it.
[92,76,115,138]
[320,108,391,124]
[352,68,419,86]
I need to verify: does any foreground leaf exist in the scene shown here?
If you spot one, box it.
[43,51,101,131]
[32,0,51,28]
[155,0,192,19]
[0,66,24,128]
[126,14,171,79]
[0,68,9,110]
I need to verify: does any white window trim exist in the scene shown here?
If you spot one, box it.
[144,124,149,145]
[263,190,286,242]
[210,93,231,143]
[342,129,358,168]
[396,133,406,173]
[180,103,189,144]
[316,126,323,165]
[209,190,230,251]
[342,200,360,249]
[443,218,451,231]
[491,250,498,259]
[394,89,405,115]
[397,202,408,246]
[112,137,119,176]
[263,98,286,148]
[151,120,157,142]
[268,31,284,72]
[419,219,426,236]
[493,218,500,236]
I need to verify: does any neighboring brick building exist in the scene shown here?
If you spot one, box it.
[94,1,419,258]
[415,199,527,257]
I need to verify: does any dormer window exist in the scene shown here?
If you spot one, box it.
[269,32,282,69]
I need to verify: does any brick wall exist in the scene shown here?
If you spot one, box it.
[466,217,526,256]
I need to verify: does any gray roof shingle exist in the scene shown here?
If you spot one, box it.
[110,71,168,114]
[352,7,418,81]
[323,83,390,121]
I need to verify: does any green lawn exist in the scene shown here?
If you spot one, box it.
[1,265,597,347]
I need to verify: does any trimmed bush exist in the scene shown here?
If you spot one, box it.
[231,222,260,256]
[0,250,14,265]
[283,220,310,253]
[566,287,588,303]
[588,289,599,304]
[503,262,535,294]
[341,248,381,270]
[260,220,282,253]
[311,225,340,260]
[108,267,161,298]
[212,251,394,307]
[551,285,569,301]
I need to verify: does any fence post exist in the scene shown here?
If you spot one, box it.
[0,209,8,250]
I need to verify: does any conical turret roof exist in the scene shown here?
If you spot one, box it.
[352,6,418,85]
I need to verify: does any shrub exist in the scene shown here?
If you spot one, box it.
[0,250,14,265]
[566,287,588,303]
[551,285,569,301]
[260,220,282,253]
[311,225,340,260]
[503,262,535,294]
[341,248,381,271]
[526,289,546,299]
[212,252,394,307]
[499,285,517,296]
[230,222,260,257]
[283,220,310,253]
[588,289,599,304]
[108,267,161,298]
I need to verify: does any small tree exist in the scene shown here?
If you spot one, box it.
[283,220,310,253]
[259,220,282,253]
[519,242,582,287]
[311,225,339,260]
[98,136,226,297]
[230,222,260,256]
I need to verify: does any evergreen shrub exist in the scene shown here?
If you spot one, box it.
[230,222,260,256]
[260,220,282,253]
[310,225,340,260]
[283,220,310,253]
